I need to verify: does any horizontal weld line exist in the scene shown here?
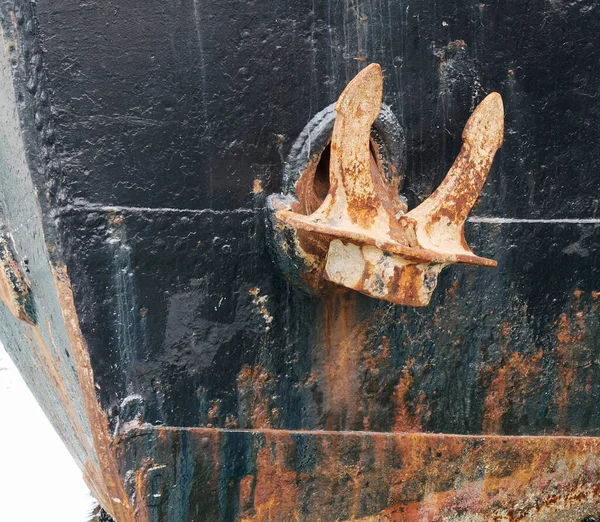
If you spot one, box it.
[138,425,600,442]
[61,206,600,224]
[469,217,600,224]
[62,203,256,216]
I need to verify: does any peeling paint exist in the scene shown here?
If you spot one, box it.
[0,236,36,324]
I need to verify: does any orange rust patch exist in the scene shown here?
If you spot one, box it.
[239,474,255,513]
[237,365,278,429]
[252,179,263,194]
[501,320,513,338]
[206,399,221,427]
[552,294,590,433]
[361,335,391,375]
[446,279,459,296]
[241,432,299,521]
[393,358,428,433]
[556,313,572,344]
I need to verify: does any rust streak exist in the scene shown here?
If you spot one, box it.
[393,358,427,433]
[122,426,600,522]
[482,350,543,434]
[243,432,299,521]
[553,289,590,433]
[319,292,366,431]
[237,365,279,429]
[53,264,134,522]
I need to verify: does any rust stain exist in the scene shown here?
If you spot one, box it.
[318,292,367,430]
[237,365,278,429]
[477,292,600,436]
[360,335,392,431]
[240,432,299,521]
[446,278,459,296]
[206,399,221,427]
[238,474,255,515]
[133,460,151,522]
[53,264,134,522]
[393,358,428,433]
[482,349,543,434]
[0,236,36,324]
[132,459,166,522]
[252,179,263,194]
[273,63,502,307]
[122,426,600,522]
[553,289,591,432]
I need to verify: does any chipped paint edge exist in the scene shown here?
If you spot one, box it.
[53,263,134,522]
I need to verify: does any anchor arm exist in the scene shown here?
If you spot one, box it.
[400,93,504,262]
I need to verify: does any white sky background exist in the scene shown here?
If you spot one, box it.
[0,343,96,522]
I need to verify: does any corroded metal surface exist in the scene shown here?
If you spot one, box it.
[118,426,600,522]
[271,64,503,306]
[267,99,406,297]
[0,235,36,324]
[54,264,134,521]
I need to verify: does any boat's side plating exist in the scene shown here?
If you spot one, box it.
[0,0,599,520]
[119,426,600,522]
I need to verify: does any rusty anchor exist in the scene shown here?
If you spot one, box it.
[268,63,503,306]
